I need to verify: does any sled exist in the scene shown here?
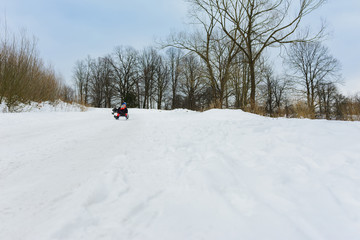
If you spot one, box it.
[112,108,129,120]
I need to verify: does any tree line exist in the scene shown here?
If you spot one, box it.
[74,47,211,110]
[73,0,359,120]
[1,0,359,119]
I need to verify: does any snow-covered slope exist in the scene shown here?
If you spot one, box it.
[0,108,359,240]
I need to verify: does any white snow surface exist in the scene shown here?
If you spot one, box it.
[1,108,360,240]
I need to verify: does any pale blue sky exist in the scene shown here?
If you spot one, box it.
[1,0,359,94]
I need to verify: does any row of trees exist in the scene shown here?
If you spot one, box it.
[74,0,360,120]
[168,0,327,111]
[0,27,72,111]
[74,39,360,120]
[2,0,358,119]
[74,47,212,110]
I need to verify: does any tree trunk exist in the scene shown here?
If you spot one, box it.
[249,60,256,111]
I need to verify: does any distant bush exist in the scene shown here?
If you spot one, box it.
[334,94,360,121]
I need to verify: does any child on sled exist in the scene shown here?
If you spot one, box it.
[113,102,129,120]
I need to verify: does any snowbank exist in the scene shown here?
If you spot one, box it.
[0,100,87,113]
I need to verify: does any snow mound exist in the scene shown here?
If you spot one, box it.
[0,100,87,113]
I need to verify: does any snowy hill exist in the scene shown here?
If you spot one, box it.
[1,108,360,240]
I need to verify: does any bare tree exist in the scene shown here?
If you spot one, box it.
[180,53,205,110]
[139,47,159,109]
[262,66,276,115]
[110,46,139,106]
[273,77,289,114]
[73,58,91,105]
[317,82,338,119]
[285,41,341,115]
[187,0,326,110]
[88,57,114,108]
[102,57,115,108]
[166,26,240,108]
[229,52,250,109]
[60,83,75,103]
[259,65,289,116]
[166,48,183,109]
[155,56,170,109]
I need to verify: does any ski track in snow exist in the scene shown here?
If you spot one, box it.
[1,108,360,240]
